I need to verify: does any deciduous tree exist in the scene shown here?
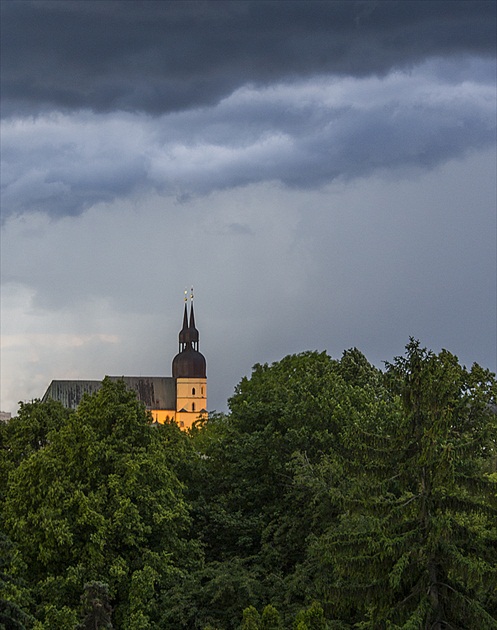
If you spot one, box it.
[2,379,200,628]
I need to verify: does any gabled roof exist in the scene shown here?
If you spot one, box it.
[42,380,102,409]
[42,376,176,411]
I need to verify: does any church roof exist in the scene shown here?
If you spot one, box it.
[42,380,101,409]
[42,376,176,410]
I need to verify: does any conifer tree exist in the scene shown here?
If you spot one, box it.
[310,340,497,628]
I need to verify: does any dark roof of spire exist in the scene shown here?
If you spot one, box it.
[179,302,189,343]
[172,348,206,378]
[188,302,199,342]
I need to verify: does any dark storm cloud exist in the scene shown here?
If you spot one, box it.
[1,0,495,117]
[2,66,494,219]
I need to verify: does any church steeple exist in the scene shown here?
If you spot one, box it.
[188,292,199,351]
[172,289,206,379]
[178,299,189,352]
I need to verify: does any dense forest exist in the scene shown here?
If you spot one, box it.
[1,340,496,629]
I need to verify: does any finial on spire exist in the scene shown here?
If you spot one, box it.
[190,286,194,301]
[184,288,188,303]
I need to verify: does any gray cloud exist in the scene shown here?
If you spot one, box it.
[1,1,495,117]
[2,65,495,219]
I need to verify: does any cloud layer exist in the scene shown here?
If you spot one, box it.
[2,1,496,116]
[2,63,495,219]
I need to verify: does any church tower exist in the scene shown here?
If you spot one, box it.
[42,290,207,431]
[172,289,207,429]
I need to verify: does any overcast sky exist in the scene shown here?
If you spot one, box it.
[1,0,496,415]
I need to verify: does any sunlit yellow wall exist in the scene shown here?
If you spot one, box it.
[150,377,207,431]
[150,408,206,431]
[175,408,207,431]
[176,377,207,430]
[150,409,175,424]
[176,377,207,414]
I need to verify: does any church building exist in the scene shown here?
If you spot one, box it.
[42,295,207,430]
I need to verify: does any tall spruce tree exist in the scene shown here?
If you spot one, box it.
[307,340,497,628]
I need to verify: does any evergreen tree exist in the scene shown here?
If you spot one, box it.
[307,341,497,628]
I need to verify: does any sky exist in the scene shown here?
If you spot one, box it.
[1,0,496,416]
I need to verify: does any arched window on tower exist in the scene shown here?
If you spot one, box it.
[192,387,196,395]
[192,402,195,412]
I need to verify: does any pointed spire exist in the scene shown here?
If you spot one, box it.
[189,287,199,350]
[189,301,196,330]
[182,302,188,329]
[178,291,189,351]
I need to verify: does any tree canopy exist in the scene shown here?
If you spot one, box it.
[1,343,495,629]
[1,378,200,629]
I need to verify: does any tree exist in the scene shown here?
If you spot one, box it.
[0,399,71,501]
[293,601,327,630]
[260,604,283,630]
[0,533,34,630]
[2,379,200,628]
[240,605,260,630]
[78,582,113,629]
[188,350,387,626]
[307,341,497,628]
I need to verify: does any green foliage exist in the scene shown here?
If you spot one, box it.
[1,398,71,464]
[0,533,34,630]
[0,399,71,502]
[2,343,495,629]
[32,604,78,629]
[260,604,283,630]
[77,582,113,629]
[294,601,327,630]
[2,378,200,628]
[187,349,390,626]
[240,605,260,630]
[194,350,374,560]
[305,340,497,628]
